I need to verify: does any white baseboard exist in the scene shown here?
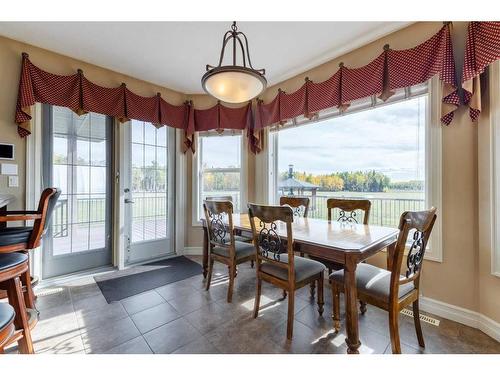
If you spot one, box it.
[180,247,203,256]
[420,296,500,342]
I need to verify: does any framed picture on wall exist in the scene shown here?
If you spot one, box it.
[0,143,15,160]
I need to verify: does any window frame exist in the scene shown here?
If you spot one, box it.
[267,77,443,262]
[490,60,500,277]
[192,130,248,226]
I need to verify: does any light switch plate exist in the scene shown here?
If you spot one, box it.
[1,163,18,175]
[8,175,19,187]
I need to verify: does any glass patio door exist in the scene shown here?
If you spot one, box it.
[123,120,175,264]
[42,106,112,278]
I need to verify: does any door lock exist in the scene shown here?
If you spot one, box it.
[124,199,135,204]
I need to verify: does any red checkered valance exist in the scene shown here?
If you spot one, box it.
[255,24,459,129]
[461,22,500,122]
[15,53,191,142]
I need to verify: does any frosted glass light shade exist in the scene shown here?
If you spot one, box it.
[202,66,266,104]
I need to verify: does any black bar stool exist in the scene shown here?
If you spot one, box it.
[0,303,15,353]
[0,253,35,354]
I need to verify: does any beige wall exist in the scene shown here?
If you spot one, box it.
[0,22,499,324]
[0,35,185,211]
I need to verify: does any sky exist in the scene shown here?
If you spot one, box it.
[277,96,426,182]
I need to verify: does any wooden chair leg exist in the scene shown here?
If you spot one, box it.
[227,265,235,303]
[6,276,34,354]
[253,278,262,318]
[205,258,214,291]
[250,260,254,268]
[317,273,324,316]
[412,300,425,348]
[388,309,401,354]
[331,281,341,333]
[282,289,287,299]
[309,281,315,298]
[21,269,36,310]
[286,291,295,340]
[359,300,367,315]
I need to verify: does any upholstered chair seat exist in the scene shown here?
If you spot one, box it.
[0,303,15,332]
[0,252,29,272]
[212,241,254,259]
[330,263,415,300]
[224,234,250,243]
[0,227,33,247]
[261,254,326,283]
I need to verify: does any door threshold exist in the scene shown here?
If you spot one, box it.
[37,265,117,289]
[124,253,178,268]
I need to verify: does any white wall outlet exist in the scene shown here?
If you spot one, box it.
[1,163,18,175]
[8,175,19,187]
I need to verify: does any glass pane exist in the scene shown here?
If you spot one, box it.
[53,136,68,164]
[157,147,167,169]
[74,196,90,224]
[157,126,167,147]
[156,216,167,239]
[132,168,144,192]
[52,165,68,195]
[90,167,107,194]
[53,106,72,135]
[76,139,90,165]
[71,223,89,253]
[89,221,106,250]
[75,115,90,138]
[131,144,144,168]
[143,216,156,241]
[75,166,90,194]
[131,219,144,242]
[144,123,156,145]
[156,170,166,193]
[131,120,144,143]
[91,140,106,166]
[144,145,156,169]
[90,113,107,140]
[201,135,241,169]
[89,194,106,222]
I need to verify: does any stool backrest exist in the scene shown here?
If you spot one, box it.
[30,188,61,248]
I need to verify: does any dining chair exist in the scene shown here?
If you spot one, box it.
[203,199,256,303]
[205,195,252,244]
[330,207,437,354]
[309,198,371,300]
[0,188,61,310]
[248,203,326,340]
[0,252,35,354]
[279,196,310,218]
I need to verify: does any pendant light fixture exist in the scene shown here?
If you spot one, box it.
[202,22,267,104]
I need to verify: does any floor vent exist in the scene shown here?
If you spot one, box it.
[400,308,440,326]
[35,287,65,297]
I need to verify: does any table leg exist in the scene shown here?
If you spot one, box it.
[202,225,209,279]
[344,256,361,354]
[386,242,396,270]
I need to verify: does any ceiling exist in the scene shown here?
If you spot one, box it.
[0,22,412,94]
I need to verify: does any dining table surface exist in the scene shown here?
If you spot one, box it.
[201,213,400,354]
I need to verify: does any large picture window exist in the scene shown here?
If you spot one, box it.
[268,80,442,261]
[193,132,245,222]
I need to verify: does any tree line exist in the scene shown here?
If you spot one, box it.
[281,170,423,192]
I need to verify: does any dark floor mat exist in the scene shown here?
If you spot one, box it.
[95,256,202,303]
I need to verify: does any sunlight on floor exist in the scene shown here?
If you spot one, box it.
[35,287,65,297]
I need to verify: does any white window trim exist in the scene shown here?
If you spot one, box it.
[191,130,248,226]
[266,77,443,262]
[490,60,500,277]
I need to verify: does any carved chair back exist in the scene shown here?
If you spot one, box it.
[205,195,233,202]
[390,207,437,300]
[279,196,310,218]
[203,200,235,259]
[248,203,295,284]
[326,198,371,224]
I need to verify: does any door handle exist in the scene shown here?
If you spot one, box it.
[125,199,135,204]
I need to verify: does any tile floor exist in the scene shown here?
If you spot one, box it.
[6,256,500,354]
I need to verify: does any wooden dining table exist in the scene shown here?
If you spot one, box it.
[201,213,399,354]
